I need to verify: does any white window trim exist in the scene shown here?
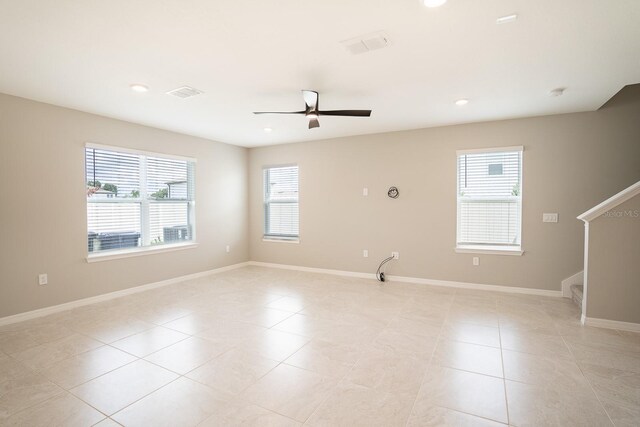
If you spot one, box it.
[86,242,198,263]
[262,237,300,244]
[263,164,300,240]
[455,245,524,256]
[86,142,197,163]
[456,146,524,254]
[456,145,524,155]
[85,143,196,258]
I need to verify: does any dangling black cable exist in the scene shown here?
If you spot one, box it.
[376,255,395,282]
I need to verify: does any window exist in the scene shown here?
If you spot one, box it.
[456,146,523,253]
[263,165,299,241]
[85,144,195,256]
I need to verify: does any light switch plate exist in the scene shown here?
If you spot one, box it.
[363,187,368,196]
[543,213,559,223]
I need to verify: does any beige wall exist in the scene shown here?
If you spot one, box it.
[249,86,640,291]
[0,94,249,318]
[2,86,639,319]
[586,195,640,324]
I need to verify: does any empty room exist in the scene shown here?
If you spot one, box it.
[1,0,639,426]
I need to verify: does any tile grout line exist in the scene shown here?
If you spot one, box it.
[413,295,511,425]
[0,384,67,421]
[1,331,136,420]
[104,309,248,417]
[3,267,635,425]
[107,375,185,422]
[560,334,617,426]
[3,335,129,414]
[109,332,192,359]
[5,330,104,367]
[402,293,453,426]
[64,354,140,390]
[297,299,403,425]
[497,306,511,426]
[51,324,216,418]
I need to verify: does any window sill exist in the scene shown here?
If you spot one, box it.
[455,245,523,256]
[262,237,300,244]
[87,242,198,263]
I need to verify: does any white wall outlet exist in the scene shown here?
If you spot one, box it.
[473,257,480,266]
[363,249,369,258]
[362,187,369,196]
[225,245,230,253]
[391,251,399,260]
[543,213,559,223]
[38,273,48,285]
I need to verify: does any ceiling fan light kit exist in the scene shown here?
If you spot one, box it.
[254,90,372,129]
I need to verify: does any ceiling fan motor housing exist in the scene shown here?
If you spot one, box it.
[253,90,371,130]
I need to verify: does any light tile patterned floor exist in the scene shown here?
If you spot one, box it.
[1,266,639,426]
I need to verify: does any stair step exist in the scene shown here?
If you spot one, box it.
[570,283,583,307]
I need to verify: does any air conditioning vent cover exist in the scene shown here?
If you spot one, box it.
[166,86,204,99]
[340,31,390,55]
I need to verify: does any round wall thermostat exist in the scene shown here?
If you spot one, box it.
[388,186,399,199]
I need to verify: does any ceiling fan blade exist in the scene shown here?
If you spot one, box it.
[302,90,319,111]
[253,111,306,115]
[308,118,320,129]
[318,110,372,117]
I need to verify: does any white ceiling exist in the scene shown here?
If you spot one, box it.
[1,0,639,147]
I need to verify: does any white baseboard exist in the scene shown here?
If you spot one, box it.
[0,262,250,327]
[387,274,562,297]
[249,261,374,280]
[1,260,564,327]
[249,261,562,297]
[583,316,640,332]
[561,270,584,298]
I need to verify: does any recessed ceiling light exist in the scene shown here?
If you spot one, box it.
[263,127,273,133]
[423,0,447,8]
[455,99,469,106]
[549,88,565,97]
[130,84,149,93]
[497,14,518,24]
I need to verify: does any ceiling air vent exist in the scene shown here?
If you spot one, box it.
[340,31,391,55]
[166,86,204,99]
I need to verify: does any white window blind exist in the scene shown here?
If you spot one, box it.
[85,146,195,254]
[457,148,522,249]
[264,165,299,240]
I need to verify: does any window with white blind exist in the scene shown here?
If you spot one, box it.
[456,146,523,253]
[85,144,195,256]
[263,165,299,241]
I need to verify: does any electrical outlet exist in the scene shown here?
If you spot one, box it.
[391,251,399,260]
[473,257,480,266]
[362,187,369,196]
[225,245,230,253]
[363,249,369,258]
[38,274,48,285]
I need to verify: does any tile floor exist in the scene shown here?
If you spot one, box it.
[1,266,639,426]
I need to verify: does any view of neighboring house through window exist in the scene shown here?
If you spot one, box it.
[85,145,195,254]
[263,165,299,240]
[457,146,523,251]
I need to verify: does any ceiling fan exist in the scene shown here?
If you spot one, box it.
[253,90,372,129]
